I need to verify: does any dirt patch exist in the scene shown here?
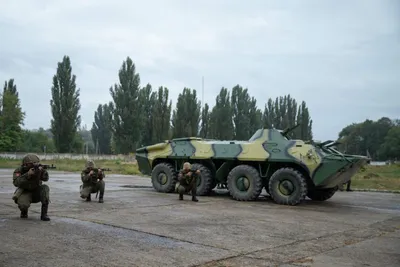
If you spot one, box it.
[363,173,380,179]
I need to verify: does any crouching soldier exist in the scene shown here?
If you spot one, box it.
[80,160,105,203]
[12,153,51,221]
[176,162,200,202]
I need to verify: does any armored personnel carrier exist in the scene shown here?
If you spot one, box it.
[135,125,369,205]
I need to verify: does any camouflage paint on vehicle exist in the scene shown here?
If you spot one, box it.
[136,126,370,205]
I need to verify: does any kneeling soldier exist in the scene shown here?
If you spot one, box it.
[80,160,105,203]
[176,162,200,202]
[12,153,51,221]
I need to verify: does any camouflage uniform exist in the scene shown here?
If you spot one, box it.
[176,162,199,202]
[80,160,105,203]
[12,153,51,221]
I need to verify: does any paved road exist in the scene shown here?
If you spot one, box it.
[0,169,399,267]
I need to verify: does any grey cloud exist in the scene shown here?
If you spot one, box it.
[0,0,399,141]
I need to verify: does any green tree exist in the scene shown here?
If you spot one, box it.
[379,125,400,160]
[338,117,394,159]
[295,101,313,140]
[151,86,172,142]
[0,79,25,151]
[209,87,234,140]
[50,55,81,153]
[171,88,201,138]
[199,103,210,138]
[262,95,312,140]
[109,57,143,153]
[138,83,156,146]
[248,96,263,135]
[231,85,262,139]
[19,129,56,153]
[91,103,113,154]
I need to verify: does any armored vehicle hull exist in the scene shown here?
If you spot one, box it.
[135,128,369,205]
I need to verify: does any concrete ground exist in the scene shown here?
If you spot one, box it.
[0,169,399,267]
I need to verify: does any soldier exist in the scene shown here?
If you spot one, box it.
[345,179,353,192]
[12,153,51,221]
[176,162,200,202]
[80,160,105,203]
[339,180,353,192]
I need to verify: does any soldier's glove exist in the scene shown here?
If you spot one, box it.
[27,168,35,178]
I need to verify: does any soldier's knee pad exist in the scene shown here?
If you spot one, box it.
[18,202,30,210]
[177,185,186,194]
[41,184,50,192]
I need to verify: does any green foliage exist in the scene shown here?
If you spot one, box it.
[0,79,25,151]
[138,83,156,147]
[171,88,201,138]
[19,129,56,153]
[338,117,398,160]
[109,57,143,153]
[50,55,81,153]
[151,86,172,143]
[379,126,400,159]
[200,103,210,138]
[231,85,263,140]
[91,103,113,154]
[209,87,235,140]
[263,94,312,140]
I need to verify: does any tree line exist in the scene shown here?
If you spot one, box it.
[4,54,397,160]
[337,117,400,161]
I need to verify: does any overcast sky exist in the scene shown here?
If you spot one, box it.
[1,0,399,141]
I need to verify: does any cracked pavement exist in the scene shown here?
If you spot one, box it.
[0,169,399,267]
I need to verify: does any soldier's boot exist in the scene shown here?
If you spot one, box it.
[40,204,50,221]
[179,193,183,200]
[98,192,104,203]
[191,189,198,202]
[346,181,353,192]
[20,209,28,219]
[86,194,91,202]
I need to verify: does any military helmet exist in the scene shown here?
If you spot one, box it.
[22,153,40,165]
[183,162,191,169]
[85,160,95,168]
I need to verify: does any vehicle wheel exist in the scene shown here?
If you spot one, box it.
[268,167,307,205]
[307,187,337,201]
[151,162,177,193]
[227,165,263,201]
[192,163,214,196]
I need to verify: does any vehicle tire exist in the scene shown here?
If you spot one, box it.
[151,162,177,193]
[227,165,263,201]
[268,167,307,205]
[192,163,214,196]
[307,187,337,201]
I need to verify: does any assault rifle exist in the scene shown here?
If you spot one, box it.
[22,163,57,172]
[33,163,57,170]
[86,167,111,181]
[180,167,201,183]
[87,167,111,174]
